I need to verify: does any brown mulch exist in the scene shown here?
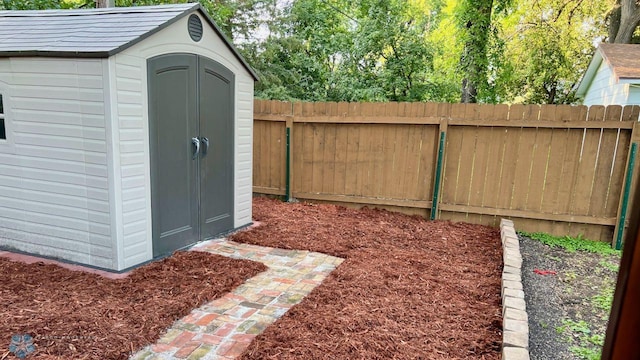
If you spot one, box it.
[0,251,266,360]
[231,197,503,360]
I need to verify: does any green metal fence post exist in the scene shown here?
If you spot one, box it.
[431,131,446,220]
[615,142,638,250]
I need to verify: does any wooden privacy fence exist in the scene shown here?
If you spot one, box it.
[252,100,640,245]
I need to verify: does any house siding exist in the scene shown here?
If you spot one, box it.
[583,61,631,106]
[112,13,254,267]
[0,58,113,269]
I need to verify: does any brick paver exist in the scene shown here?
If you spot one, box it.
[130,238,343,360]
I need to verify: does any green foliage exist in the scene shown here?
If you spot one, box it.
[598,259,620,272]
[1,0,619,105]
[556,319,591,335]
[570,345,603,360]
[0,0,82,9]
[519,231,621,256]
[493,0,609,104]
[556,319,603,360]
[591,286,615,311]
[455,0,512,102]
[250,0,454,102]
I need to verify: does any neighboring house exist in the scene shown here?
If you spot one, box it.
[0,4,257,271]
[577,44,640,106]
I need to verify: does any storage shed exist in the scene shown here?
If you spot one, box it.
[577,43,640,106]
[0,4,257,271]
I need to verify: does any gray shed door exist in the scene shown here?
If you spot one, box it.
[148,53,234,258]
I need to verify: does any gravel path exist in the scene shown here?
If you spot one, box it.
[520,235,572,359]
[519,234,620,360]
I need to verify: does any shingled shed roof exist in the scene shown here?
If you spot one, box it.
[0,3,257,80]
[598,43,640,80]
[577,43,640,97]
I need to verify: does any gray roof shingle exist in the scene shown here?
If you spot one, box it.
[0,3,257,80]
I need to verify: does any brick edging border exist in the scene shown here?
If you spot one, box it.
[500,219,530,360]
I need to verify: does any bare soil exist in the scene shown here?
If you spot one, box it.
[232,197,503,360]
[0,251,266,360]
[521,235,620,359]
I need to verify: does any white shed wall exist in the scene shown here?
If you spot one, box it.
[110,13,254,268]
[583,61,631,106]
[0,58,114,269]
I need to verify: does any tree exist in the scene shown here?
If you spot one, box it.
[251,0,447,102]
[456,0,496,103]
[0,0,80,9]
[608,0,640,43]
[493,0,609,104]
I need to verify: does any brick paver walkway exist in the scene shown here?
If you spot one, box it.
[130,239,343,360]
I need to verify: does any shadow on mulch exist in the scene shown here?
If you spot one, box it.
[0,251,266,360]
[231,198,503,360]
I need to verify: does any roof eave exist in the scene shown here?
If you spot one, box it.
[192,4,259,82]
[576,49,603,97]
[0,50,110,58]
[0,4,259,82]
[106,3,258,82]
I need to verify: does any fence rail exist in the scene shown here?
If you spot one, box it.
[253,100,640,245]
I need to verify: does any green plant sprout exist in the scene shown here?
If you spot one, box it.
[518,232,621,256]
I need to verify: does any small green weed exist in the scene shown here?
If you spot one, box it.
[591,287,615,311]
[598,260,619,272]
[544,254,562,262]
[557,320,604,360]
[570,345,601,360]
[564,319,591,334]
[539,321,548,329]
[563,271,577,281]
[585,334,604,346]
[519,231,621,256]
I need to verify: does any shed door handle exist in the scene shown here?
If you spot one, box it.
[201,137,209,156]
[191,137,200,160]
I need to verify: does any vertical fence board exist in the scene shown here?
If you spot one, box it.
[333,124,348,195]
[482,106,508,210]
[441,104,466,205]
[468,105,493,208]
[527,105,555,213]
[511,106,540,211]
[390,125,410,199]
[300,123,314,193]
[590,109,621,221]
[569,107,605,237]
[344,124,360,196]
[322,124,337,194]
[496,105,521,209]
[418,125,438,202]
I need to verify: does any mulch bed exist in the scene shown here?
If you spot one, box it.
[232,197,503,359]
[1,251,266,360]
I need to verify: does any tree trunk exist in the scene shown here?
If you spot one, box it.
[458,0,494,103]
[461,78,477,103]
[608,5,622,42]
[611,0,640,43]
